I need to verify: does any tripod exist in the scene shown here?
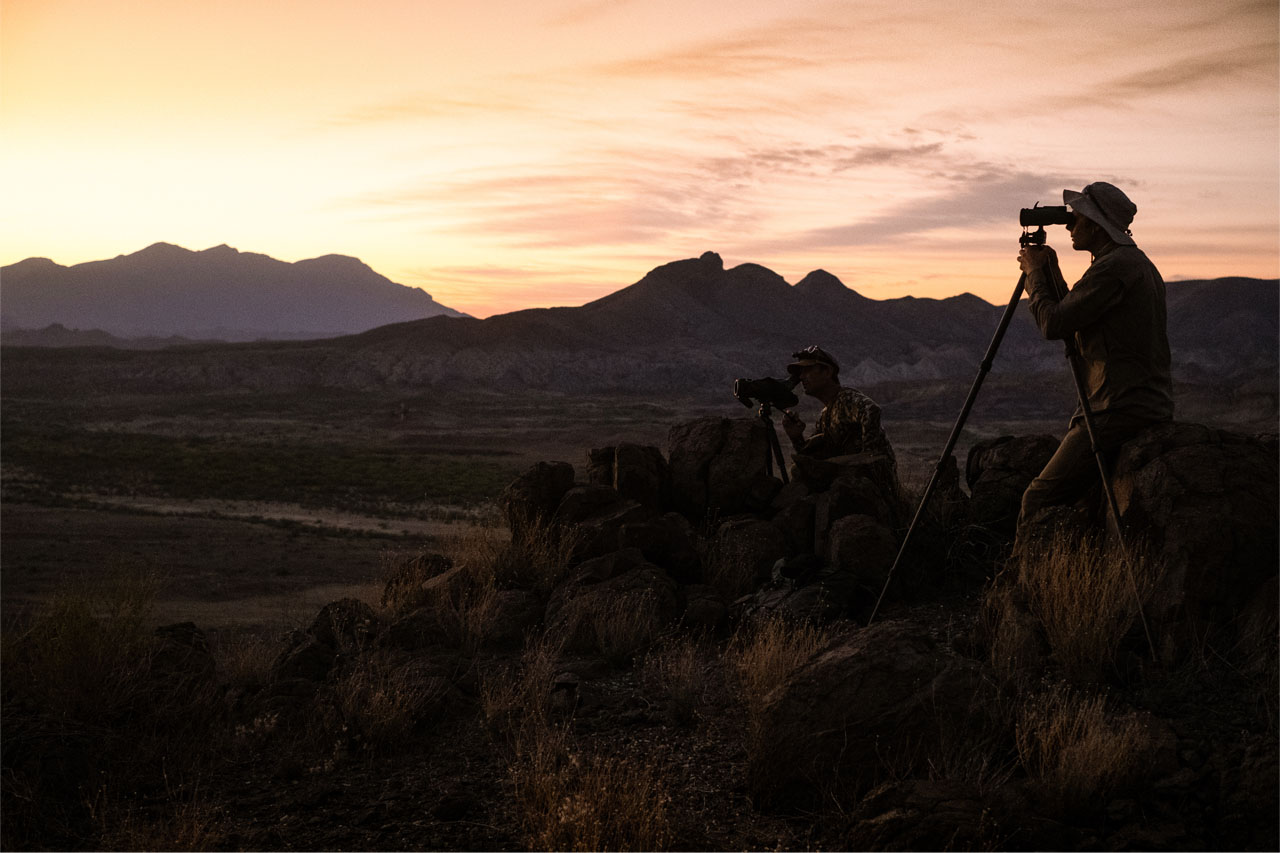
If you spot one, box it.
[867,229,1156,658]
[757,402,790,485]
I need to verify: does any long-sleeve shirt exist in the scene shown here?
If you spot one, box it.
[1025,243,1175,424]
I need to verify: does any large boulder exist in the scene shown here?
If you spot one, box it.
[553,486,656,565]
[824,513,898,599]
[966,434,1059,537]
[585,443,668,508]
[748,619,997,808]
[500,461,576,539]
[617,511,701,581]
[711,517,788,588]
[544,548,681,658]
[271,598,379,682]
[668,416,781,520]
[812,455,903,553]
[1109,422,1279,650]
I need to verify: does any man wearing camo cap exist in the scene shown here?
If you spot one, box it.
[1015,181,1174,528]
[781,344,897,467]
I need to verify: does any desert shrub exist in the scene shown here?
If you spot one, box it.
[1015,683,1150,814]
[209,628,279,693]
[640,635,713,726]
[481,637,562,744]
[379,550,454,614]
[584,591,664,667]
[316,652,450,755]
[511,726,673,852]
[922,691,1019,796]
[436,514,581,594]
[730,615,830,752]
[1007,530,1161,682]
[1,566,222,850]
[433,574,500,657]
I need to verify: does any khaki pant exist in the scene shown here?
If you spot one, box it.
[1017,411,1167,529]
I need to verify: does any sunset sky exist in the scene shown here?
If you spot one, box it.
[2,0,1277,318]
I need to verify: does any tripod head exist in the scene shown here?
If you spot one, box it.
[1019,226,1048,247]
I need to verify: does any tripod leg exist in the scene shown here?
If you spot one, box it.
[868,274,1027,624]
[765,418,790,484]
[1063,349,1158,659]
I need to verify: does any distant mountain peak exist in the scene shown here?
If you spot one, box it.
[795,269,847,293]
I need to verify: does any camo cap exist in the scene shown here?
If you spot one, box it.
[787,345,839,376]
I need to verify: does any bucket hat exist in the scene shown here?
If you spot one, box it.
[1063,182,1137,246]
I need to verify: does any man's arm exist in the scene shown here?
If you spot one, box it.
[1026,253,1128,341]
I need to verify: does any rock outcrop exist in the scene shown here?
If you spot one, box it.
[1110,422,1279,655]
[747,620,998,808]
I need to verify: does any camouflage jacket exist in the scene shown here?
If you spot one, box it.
[799,387,896,465]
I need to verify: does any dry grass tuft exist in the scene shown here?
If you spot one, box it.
[1,565,222,850]
[640,635,713,726]
[511,728,673,852]
[730,615,831,751]
[584,591,663,667]
[435,514,581,594]
[481,636,562,743]
[1006,530,1162,681]
[483,632,674,850]
[1015,683,1150,814]
[319,652,450,754]
[379,549,454,614]
[209,629,279,693]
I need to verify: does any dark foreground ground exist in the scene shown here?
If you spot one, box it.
[2,382,1276,850]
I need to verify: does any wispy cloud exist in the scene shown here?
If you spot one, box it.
[344,132,968,253]
[783,167,1079,249]
[1102,42,1278,99]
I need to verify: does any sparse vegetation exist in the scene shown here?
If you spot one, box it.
[1,566,224,850]
[2,387,1274,851]
[1000,529,1162,682]
[640,635,714,726]
[510,732,674,852]
[730,615,831,754]
[1015,683,1152,816]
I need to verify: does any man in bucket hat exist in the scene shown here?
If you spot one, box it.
[781,345,897,466]
[1015,181,1174,528]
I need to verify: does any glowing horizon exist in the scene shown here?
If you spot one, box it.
[3,0,1277,319]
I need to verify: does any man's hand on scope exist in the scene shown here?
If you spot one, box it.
[1018,244,1057,274]
[782,409,805,444]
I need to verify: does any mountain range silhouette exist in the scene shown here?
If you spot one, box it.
[1,248,1275,396]
[1,243,465,340]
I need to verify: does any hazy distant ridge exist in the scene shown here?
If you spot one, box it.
[0,243,465,340]
[4,251,1271,401]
